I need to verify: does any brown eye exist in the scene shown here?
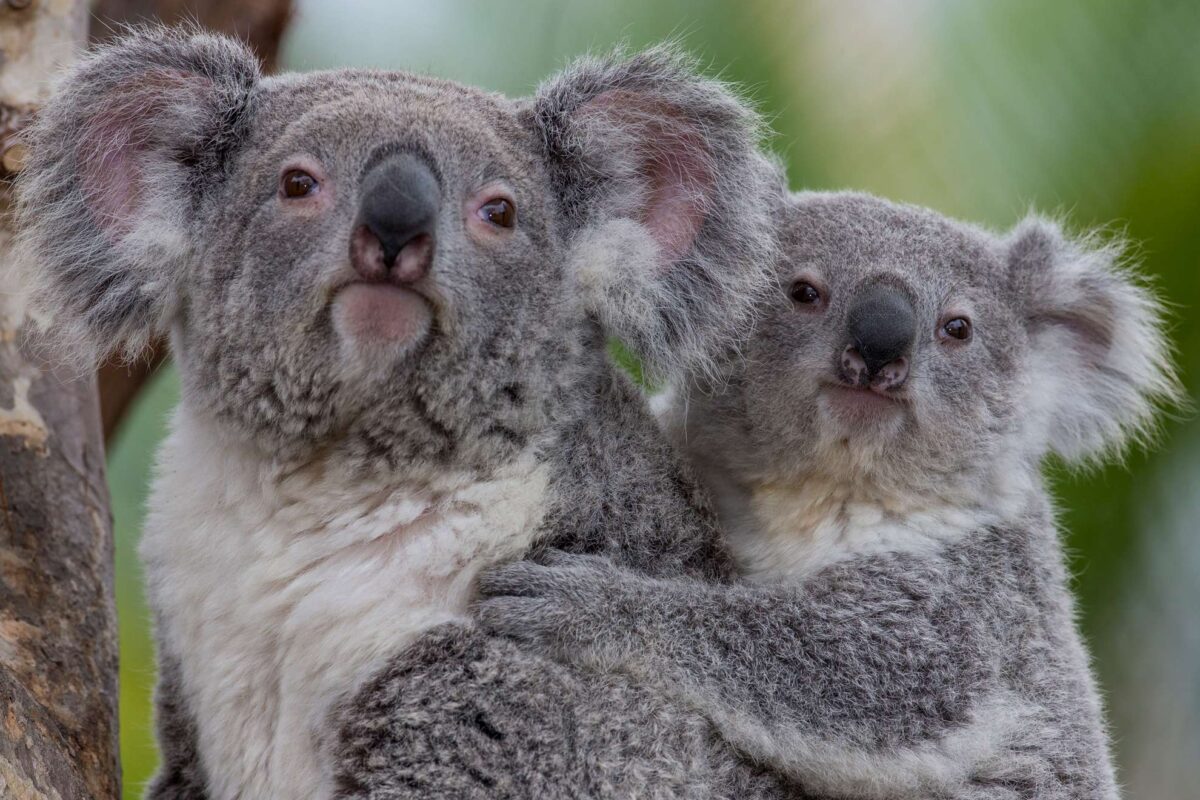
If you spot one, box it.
[790,281,821,306]
[941,317,972,341]
[282,169,318,198]
[478,197,516,228]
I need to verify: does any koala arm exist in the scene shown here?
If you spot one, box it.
[476,549,1015,799]
[330,622,801,800]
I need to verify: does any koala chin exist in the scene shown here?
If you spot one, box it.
[17,26,790,800]
[475,191,1179,799]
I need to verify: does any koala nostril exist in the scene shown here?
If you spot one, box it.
[874,356,909,391]
[841,345,869,387]
[392,233,433,284]
[350,225,387,282]
[350,226,434,285]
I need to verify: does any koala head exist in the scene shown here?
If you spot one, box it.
[670,192,1178,508]
[17,28,777,473]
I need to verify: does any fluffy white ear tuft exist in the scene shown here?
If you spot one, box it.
[533,45,783,382]
[1006,216,1181,464]
[565,217,706,377]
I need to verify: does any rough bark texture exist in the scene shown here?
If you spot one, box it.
[90,0,294,441]
[0,4,119,799]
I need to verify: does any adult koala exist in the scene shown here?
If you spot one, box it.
[16,26,788,800]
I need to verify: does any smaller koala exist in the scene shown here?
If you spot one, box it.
[478,191,1179,799]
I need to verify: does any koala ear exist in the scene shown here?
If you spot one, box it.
[530,45,781,381]
[15,26,259,365]
[1005,217,1179,464]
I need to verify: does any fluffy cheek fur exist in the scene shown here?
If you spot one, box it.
[715,316,833,479]
[179,311,347,451]
[901,350,1018,487]
[174,242,349,454]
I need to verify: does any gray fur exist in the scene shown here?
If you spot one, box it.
[332,624,799,800]
[325,374,809,800]
[16,27,792,799]
[478,192,1180,798]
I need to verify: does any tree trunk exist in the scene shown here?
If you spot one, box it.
[91,0,294,441]
[0,3,120,799]
[0,3,295,796]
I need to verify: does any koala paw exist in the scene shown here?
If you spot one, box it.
[474,550,641,667]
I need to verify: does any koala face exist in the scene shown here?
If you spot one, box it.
[180,73,567,469]
[681,192,1176,504]
[736,193,1022,489]
[19,29,778,473]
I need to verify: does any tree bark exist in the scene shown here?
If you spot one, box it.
[91,0,294,441]
[0,3,295,796]
[0,4,120,799]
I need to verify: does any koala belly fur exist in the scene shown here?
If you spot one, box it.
[139,407,549,800]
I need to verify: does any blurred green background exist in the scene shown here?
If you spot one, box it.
[108,1,1200,797]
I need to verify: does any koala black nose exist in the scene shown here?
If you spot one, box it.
[351,152,440,283]
[844,283,916,382]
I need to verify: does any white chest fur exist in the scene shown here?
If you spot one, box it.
[140,409,549,800]
[706,469,1026,582]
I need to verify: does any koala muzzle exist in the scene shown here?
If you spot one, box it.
[351,152,440,284]
[840,284,915,392]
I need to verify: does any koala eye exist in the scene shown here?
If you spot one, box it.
[940,317,973,342]
[282,169,319,199]
[790,281,822,306]
[478,197,516,228]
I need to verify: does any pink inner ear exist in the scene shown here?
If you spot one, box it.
[78,70,212,237]
[82,118,141,233]
[643,133,711,262]
[585,90,714,264]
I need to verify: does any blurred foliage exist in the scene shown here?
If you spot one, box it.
[111,1,1198,797]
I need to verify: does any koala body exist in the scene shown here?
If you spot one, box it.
[143,422,549,798]
[18,28,790,799]
[479,191,1178,799]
